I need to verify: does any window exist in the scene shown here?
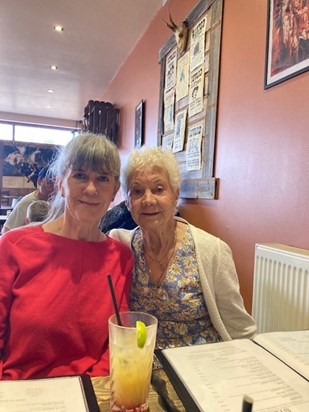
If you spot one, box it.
[0,123,13,141]
[0,122,74,145]
[14,125,73,145]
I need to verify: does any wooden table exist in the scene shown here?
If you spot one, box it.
[91,369,186,411]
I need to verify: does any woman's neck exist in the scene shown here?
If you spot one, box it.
[142,221,177,257]
[43,215,105,242]
[143,221,182,287]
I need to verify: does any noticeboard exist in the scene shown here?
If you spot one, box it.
[158,0,223,199]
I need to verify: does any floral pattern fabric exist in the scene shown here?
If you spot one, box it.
[130,226,222,354]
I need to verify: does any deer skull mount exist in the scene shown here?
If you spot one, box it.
[163,12,188,54]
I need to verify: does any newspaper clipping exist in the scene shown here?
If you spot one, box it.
[186,122,203,171]
[188,65,204,117]
[190,16,207,71]
[176,52,190,102]
[165,48,177,92]
[164,89,175,133]
[173,109,187,153]
[162,134,174,150]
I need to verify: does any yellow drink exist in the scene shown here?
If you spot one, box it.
[109,312,157,412]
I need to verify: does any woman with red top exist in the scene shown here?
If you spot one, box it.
[0,133,133,380]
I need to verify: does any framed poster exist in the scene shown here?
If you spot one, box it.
[2,143,57,185]
[135,100,144,148]
[265,0,309,89]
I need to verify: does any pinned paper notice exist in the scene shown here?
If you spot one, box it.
[186,123,203,171]
[190,16,207,71]
[164,89,175,133]
[173,109,187,153]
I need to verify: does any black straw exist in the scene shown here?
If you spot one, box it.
[242,395,253,412]
[107,274,123,326]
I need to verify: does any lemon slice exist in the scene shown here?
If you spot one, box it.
[136,320,147,348]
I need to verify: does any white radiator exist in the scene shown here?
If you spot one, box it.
[252,243,309,333]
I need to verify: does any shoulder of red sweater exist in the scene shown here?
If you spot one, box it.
[107,235,132,256]
[1,225,43,242]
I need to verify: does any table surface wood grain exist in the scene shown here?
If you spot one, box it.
[91,369,186,412]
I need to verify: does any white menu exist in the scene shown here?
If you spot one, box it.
[0,375,91,412]
[161,331,309,412]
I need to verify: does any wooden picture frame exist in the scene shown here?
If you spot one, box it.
[265,0,309,89]
[158,0,223,199]
[135,100,144,148]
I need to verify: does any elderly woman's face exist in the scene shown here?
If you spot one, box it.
[126,166,178,231]
[60,167,120,224]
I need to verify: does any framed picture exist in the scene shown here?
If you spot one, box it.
[2,143,57,186]
[264,0,309,89]
[134,100,144,148]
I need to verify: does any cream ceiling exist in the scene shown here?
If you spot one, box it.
[0,0,163,122]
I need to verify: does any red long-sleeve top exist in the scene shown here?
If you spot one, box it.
[0,226,133,380]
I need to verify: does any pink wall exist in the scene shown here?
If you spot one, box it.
[102,0,309,312]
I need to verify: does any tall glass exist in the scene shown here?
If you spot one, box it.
[109,311,158,412]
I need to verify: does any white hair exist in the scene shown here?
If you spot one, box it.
[121,147,180,198]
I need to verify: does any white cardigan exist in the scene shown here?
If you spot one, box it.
[109,217,257,341]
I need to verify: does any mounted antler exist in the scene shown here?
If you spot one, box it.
[163,12,188,53]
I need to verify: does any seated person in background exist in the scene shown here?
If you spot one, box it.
[0,133,133,380]
[99,200,180,234]
[1,166,55,234]
[99,200,137,233]
[109,147,256,360]
[25,200,51,224]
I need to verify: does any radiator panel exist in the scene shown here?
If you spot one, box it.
[252,243,309,333]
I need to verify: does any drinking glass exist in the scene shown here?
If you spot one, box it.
[109,311,158,412]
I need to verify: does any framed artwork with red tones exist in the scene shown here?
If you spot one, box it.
[265,0,309,89]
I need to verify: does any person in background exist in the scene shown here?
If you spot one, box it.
[1,166,55,234]
[99,200,180,234]
[109,147,256,362]
[0,133,133,380]
[99,200,137,233]
[25,200,51,224]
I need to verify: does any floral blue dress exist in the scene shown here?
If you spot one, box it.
[130,226,221,359]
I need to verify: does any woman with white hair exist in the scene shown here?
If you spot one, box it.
[0,133,133,380]
[110,147,256,359]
